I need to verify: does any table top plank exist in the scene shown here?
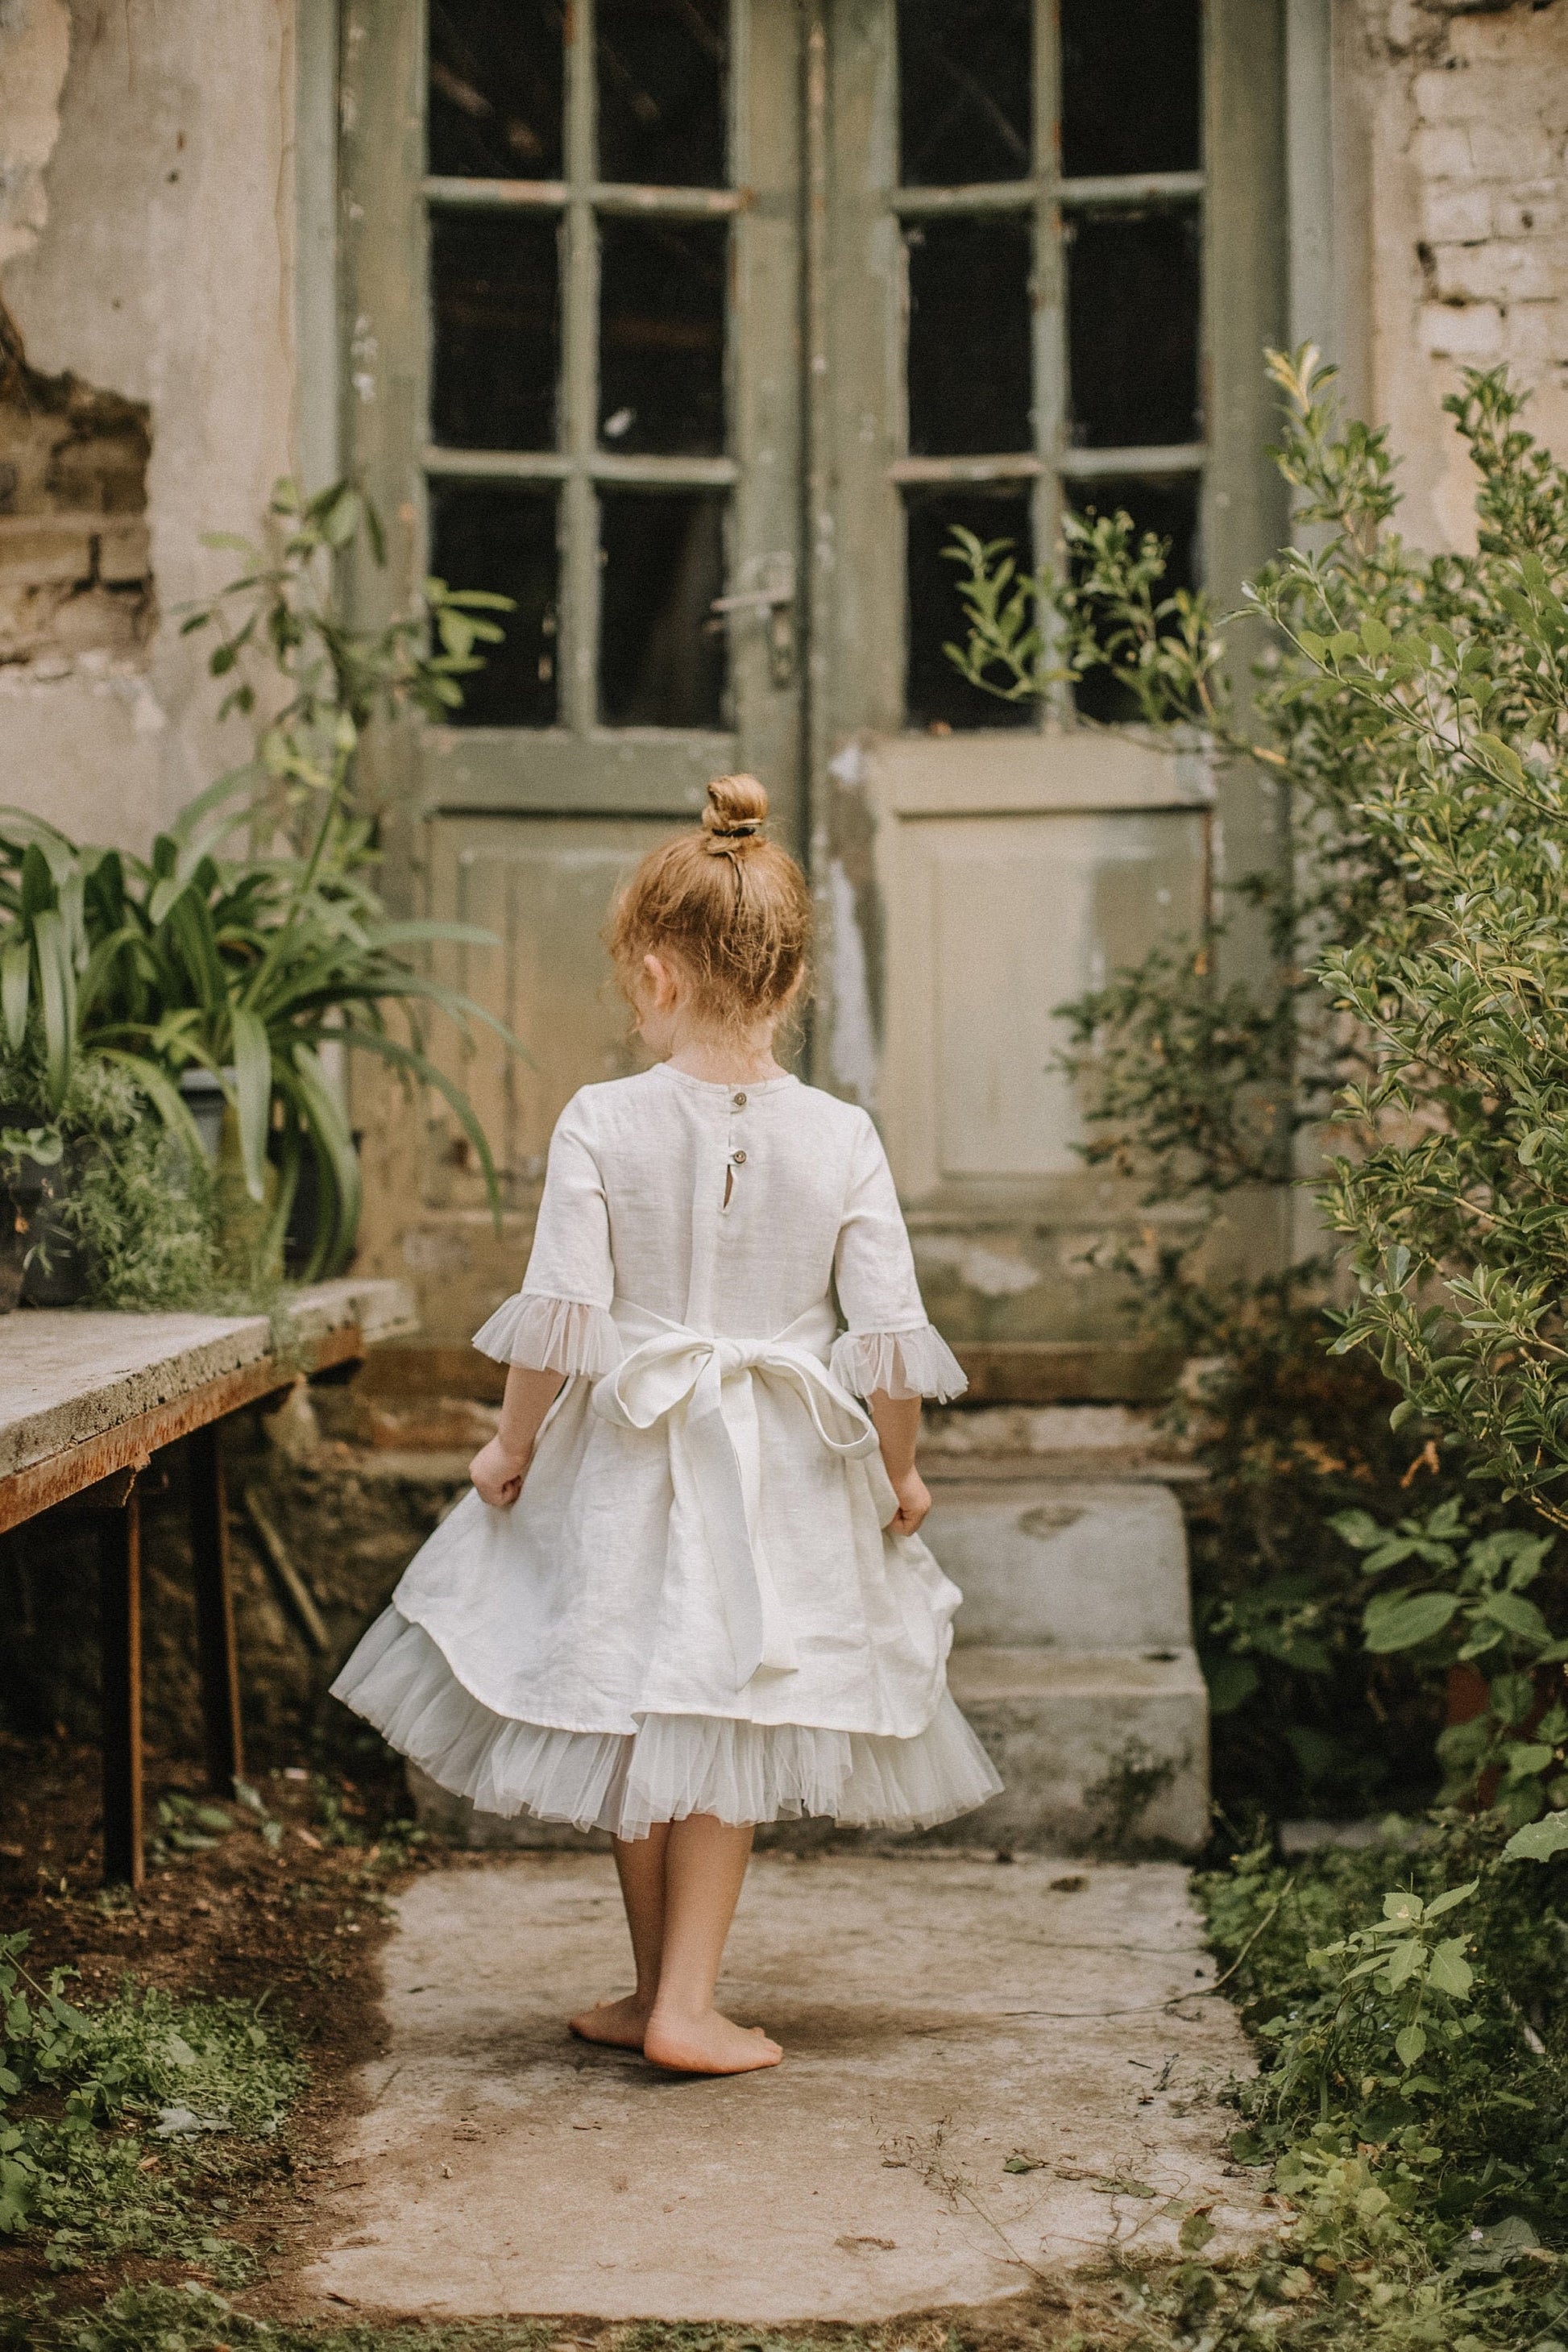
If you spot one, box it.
[0,1277,418,1489]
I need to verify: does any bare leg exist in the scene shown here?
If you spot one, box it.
[643,1815,782,2076]
[568,1823,670,2047]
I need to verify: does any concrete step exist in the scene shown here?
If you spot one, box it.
[922,1400,1201,1486]
[944,1643,1209,1854]
[925,1477,1194,1653]
[410,1643,1209,1858]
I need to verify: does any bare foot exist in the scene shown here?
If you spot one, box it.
[643,2008,782,2076]
[568,1993,653,2050]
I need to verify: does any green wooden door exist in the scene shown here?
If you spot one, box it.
[812,0,1287,1392]
[339,0,1286,1375]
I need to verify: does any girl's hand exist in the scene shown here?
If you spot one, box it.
[470,1434,531,1509]
[887,1465,931,1537]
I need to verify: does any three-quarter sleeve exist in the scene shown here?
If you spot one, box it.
[830,1113,967,1402]
[471,1094,622,1378]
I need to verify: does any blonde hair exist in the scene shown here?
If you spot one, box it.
[607,774,811,1036]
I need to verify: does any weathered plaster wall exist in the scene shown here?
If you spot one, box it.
[0,0,298,846]
[1342,0,1568,550]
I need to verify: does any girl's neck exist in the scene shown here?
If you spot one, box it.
[668,1027,785,1085]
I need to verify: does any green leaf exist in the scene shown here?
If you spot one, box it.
[31,908,76,1111]
[230,1005,273,1205]
[1205,1655,1260,1715]
[0,941,29,1052]
[1482,1589,1550,1644]
[1471,731,1524,786]
[1422,1879,1478,1919]
[1383,1937,1425,1989]
[1394,2022,1426,2068]
[1330,1509,1384,1552]
[1503,1811,1568,1862]
[1427,1939,1473,1997]
[1363,1590,1460,1653]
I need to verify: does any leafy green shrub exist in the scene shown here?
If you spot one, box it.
[1090,1827,1568,2350]
[945,354,1568,1827]
[0,1932,303,2268]
[0,1050,214,1310]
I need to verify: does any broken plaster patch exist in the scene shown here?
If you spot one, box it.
[0,0,71,271]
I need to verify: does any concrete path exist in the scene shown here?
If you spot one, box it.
[305,1851,1269,2324]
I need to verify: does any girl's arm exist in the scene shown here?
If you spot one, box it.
[868,1391,931,1535]
[469,1365,566,1508]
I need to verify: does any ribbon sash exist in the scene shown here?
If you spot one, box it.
[590,1302,881,1689]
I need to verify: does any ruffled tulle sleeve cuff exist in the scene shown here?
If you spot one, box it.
[829,1324,968,1403]
[471,1292,623,1378]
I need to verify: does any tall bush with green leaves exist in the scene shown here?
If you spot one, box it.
[945,353,1568,1827]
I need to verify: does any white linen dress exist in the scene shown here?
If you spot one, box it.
[331,1062,1002,1838]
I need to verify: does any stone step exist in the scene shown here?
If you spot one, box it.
[410,1642,1209,1858]
[944,1643,1209,1854]
[924,1477,1194,1653]
[921,1400,1201,1486]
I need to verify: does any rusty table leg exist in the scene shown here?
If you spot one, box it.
[189,1422,244,1796]
[98,1490,143,1888]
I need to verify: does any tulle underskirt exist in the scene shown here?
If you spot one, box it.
[331,1607,1002,1842]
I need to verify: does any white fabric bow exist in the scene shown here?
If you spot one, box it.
[591,1300,883,1689]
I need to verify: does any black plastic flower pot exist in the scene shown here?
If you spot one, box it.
[0,1105,86,1310]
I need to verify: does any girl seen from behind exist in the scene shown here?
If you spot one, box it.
[332,774,1001,2076]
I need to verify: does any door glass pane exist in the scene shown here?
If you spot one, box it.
[1066,207,1201,448]
[1060,0,1201,180]
[905,484,1035,732]
[429,484,560,728]
[597,0,728,187]
[428,0,565,180]
[431,214,561,451]
[906,215,1031,457]
[1068,472,1200,724]
[897,0,1031,188]
[599,218,726,457]
[599,491,728,728]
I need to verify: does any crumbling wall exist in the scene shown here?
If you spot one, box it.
[1344,0,1568,550]
[0,301,153,667]
[0,0,297,846]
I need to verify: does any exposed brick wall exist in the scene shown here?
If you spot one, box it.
[0,297,153,668]
[1410,5,1568,396]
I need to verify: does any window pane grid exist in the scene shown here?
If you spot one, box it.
[893,0,1206,730]
[888,14,1213,479]
[423,0,737,735]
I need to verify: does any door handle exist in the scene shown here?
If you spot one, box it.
[708,552,795,688]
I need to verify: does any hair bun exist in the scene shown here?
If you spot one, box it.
[701,773,768,849]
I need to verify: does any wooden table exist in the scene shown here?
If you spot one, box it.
[0,1278,417,1885]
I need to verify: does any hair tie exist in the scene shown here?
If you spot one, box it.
[708,819,762,840]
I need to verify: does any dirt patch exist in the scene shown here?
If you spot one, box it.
[0,1726,429,2316]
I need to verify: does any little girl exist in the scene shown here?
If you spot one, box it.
[332,775,1002,2076]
